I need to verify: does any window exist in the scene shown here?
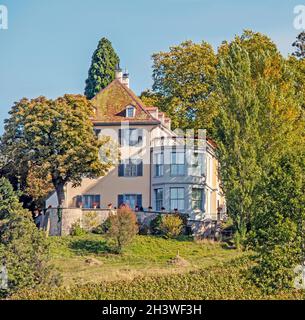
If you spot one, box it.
[171,152,185,176]
[126,106,136,118]
[191,153,204,176]
[118,194,142,209]
[192,188,203,210]
[119,128,143,146]
[155,188,163,211]
[80,195,100,209]
[118,158,143,177]
[170,187,184,211]
[154,152,164,177]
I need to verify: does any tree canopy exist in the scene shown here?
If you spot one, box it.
[149,40,217,134]
[213,31,305,290]
[146,30,305,290]
[0,95,113,206]
[0,178,58,296]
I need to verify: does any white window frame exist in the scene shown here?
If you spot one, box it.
[192,188,203,210]
[154,152,164,177]
[170,151,185,176]
[126,105,136,118]
[154,188,163,211]
[191,152,204,177]
[170,187,185,211]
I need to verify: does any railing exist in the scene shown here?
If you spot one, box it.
[151,136,207,149]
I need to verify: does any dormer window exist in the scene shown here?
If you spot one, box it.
[126,105,136,118]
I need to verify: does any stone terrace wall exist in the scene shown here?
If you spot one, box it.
[46,208,111,236]
[45,208,210,237]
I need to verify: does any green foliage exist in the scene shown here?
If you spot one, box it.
[84,37,120,99]
[149,214,163,235]
[250,216,301,293]
[248,153,305,291]
[0,178,59,297]
[150,40,217,133]
[0,177,23,220]
[107,208,138,253]
[213,30,305,291]
[92,218,111,234]
[70,221,87,237]
[159,214,183,239]
[0,95,113,205]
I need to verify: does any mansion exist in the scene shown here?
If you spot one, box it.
[46,69,225,220]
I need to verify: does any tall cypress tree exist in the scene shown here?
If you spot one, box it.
[84,37,120,99]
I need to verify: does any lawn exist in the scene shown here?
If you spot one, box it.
[48,234,241,285]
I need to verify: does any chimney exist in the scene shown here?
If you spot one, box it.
[115,64,123,82]
[122,70,130,88]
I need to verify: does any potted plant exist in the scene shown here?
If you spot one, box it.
[93,202,98,209]
[79,201,83,209]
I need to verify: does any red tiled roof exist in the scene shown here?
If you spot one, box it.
[91,80,160,124]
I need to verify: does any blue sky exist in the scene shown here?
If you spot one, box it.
[0,0,302,131]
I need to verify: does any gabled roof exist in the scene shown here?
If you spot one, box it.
[91,79,160,124]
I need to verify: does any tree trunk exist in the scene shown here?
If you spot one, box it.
[55,182,65,208]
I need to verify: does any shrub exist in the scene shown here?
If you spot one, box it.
[149,215,163,235]
[175,213,189,234]
[70,220,87,236]
[82,211,100,231]
[138,224,150,235]
[107,207,138,253]
[0,178,60,297]
[250,217,302,293]
[159,214,183,239]
[92,218,111,235]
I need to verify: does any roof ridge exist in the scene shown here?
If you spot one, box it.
[91,79,119,100]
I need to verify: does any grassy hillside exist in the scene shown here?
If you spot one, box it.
[12,257,304,300]
[10,235,305,300]
[48,234,241,285]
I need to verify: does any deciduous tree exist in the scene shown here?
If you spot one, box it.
[213,31,305,290]
[0,95,113,206]
[150,41,217,134]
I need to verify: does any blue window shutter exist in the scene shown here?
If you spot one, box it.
[76,195,82,207]
[137,129,143,146]
[137,160,143,176]
[118,162,124,176]
[118,194,124,207]
[136,194,142,207]
[94,195,100,207]
[118,129,123,146]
